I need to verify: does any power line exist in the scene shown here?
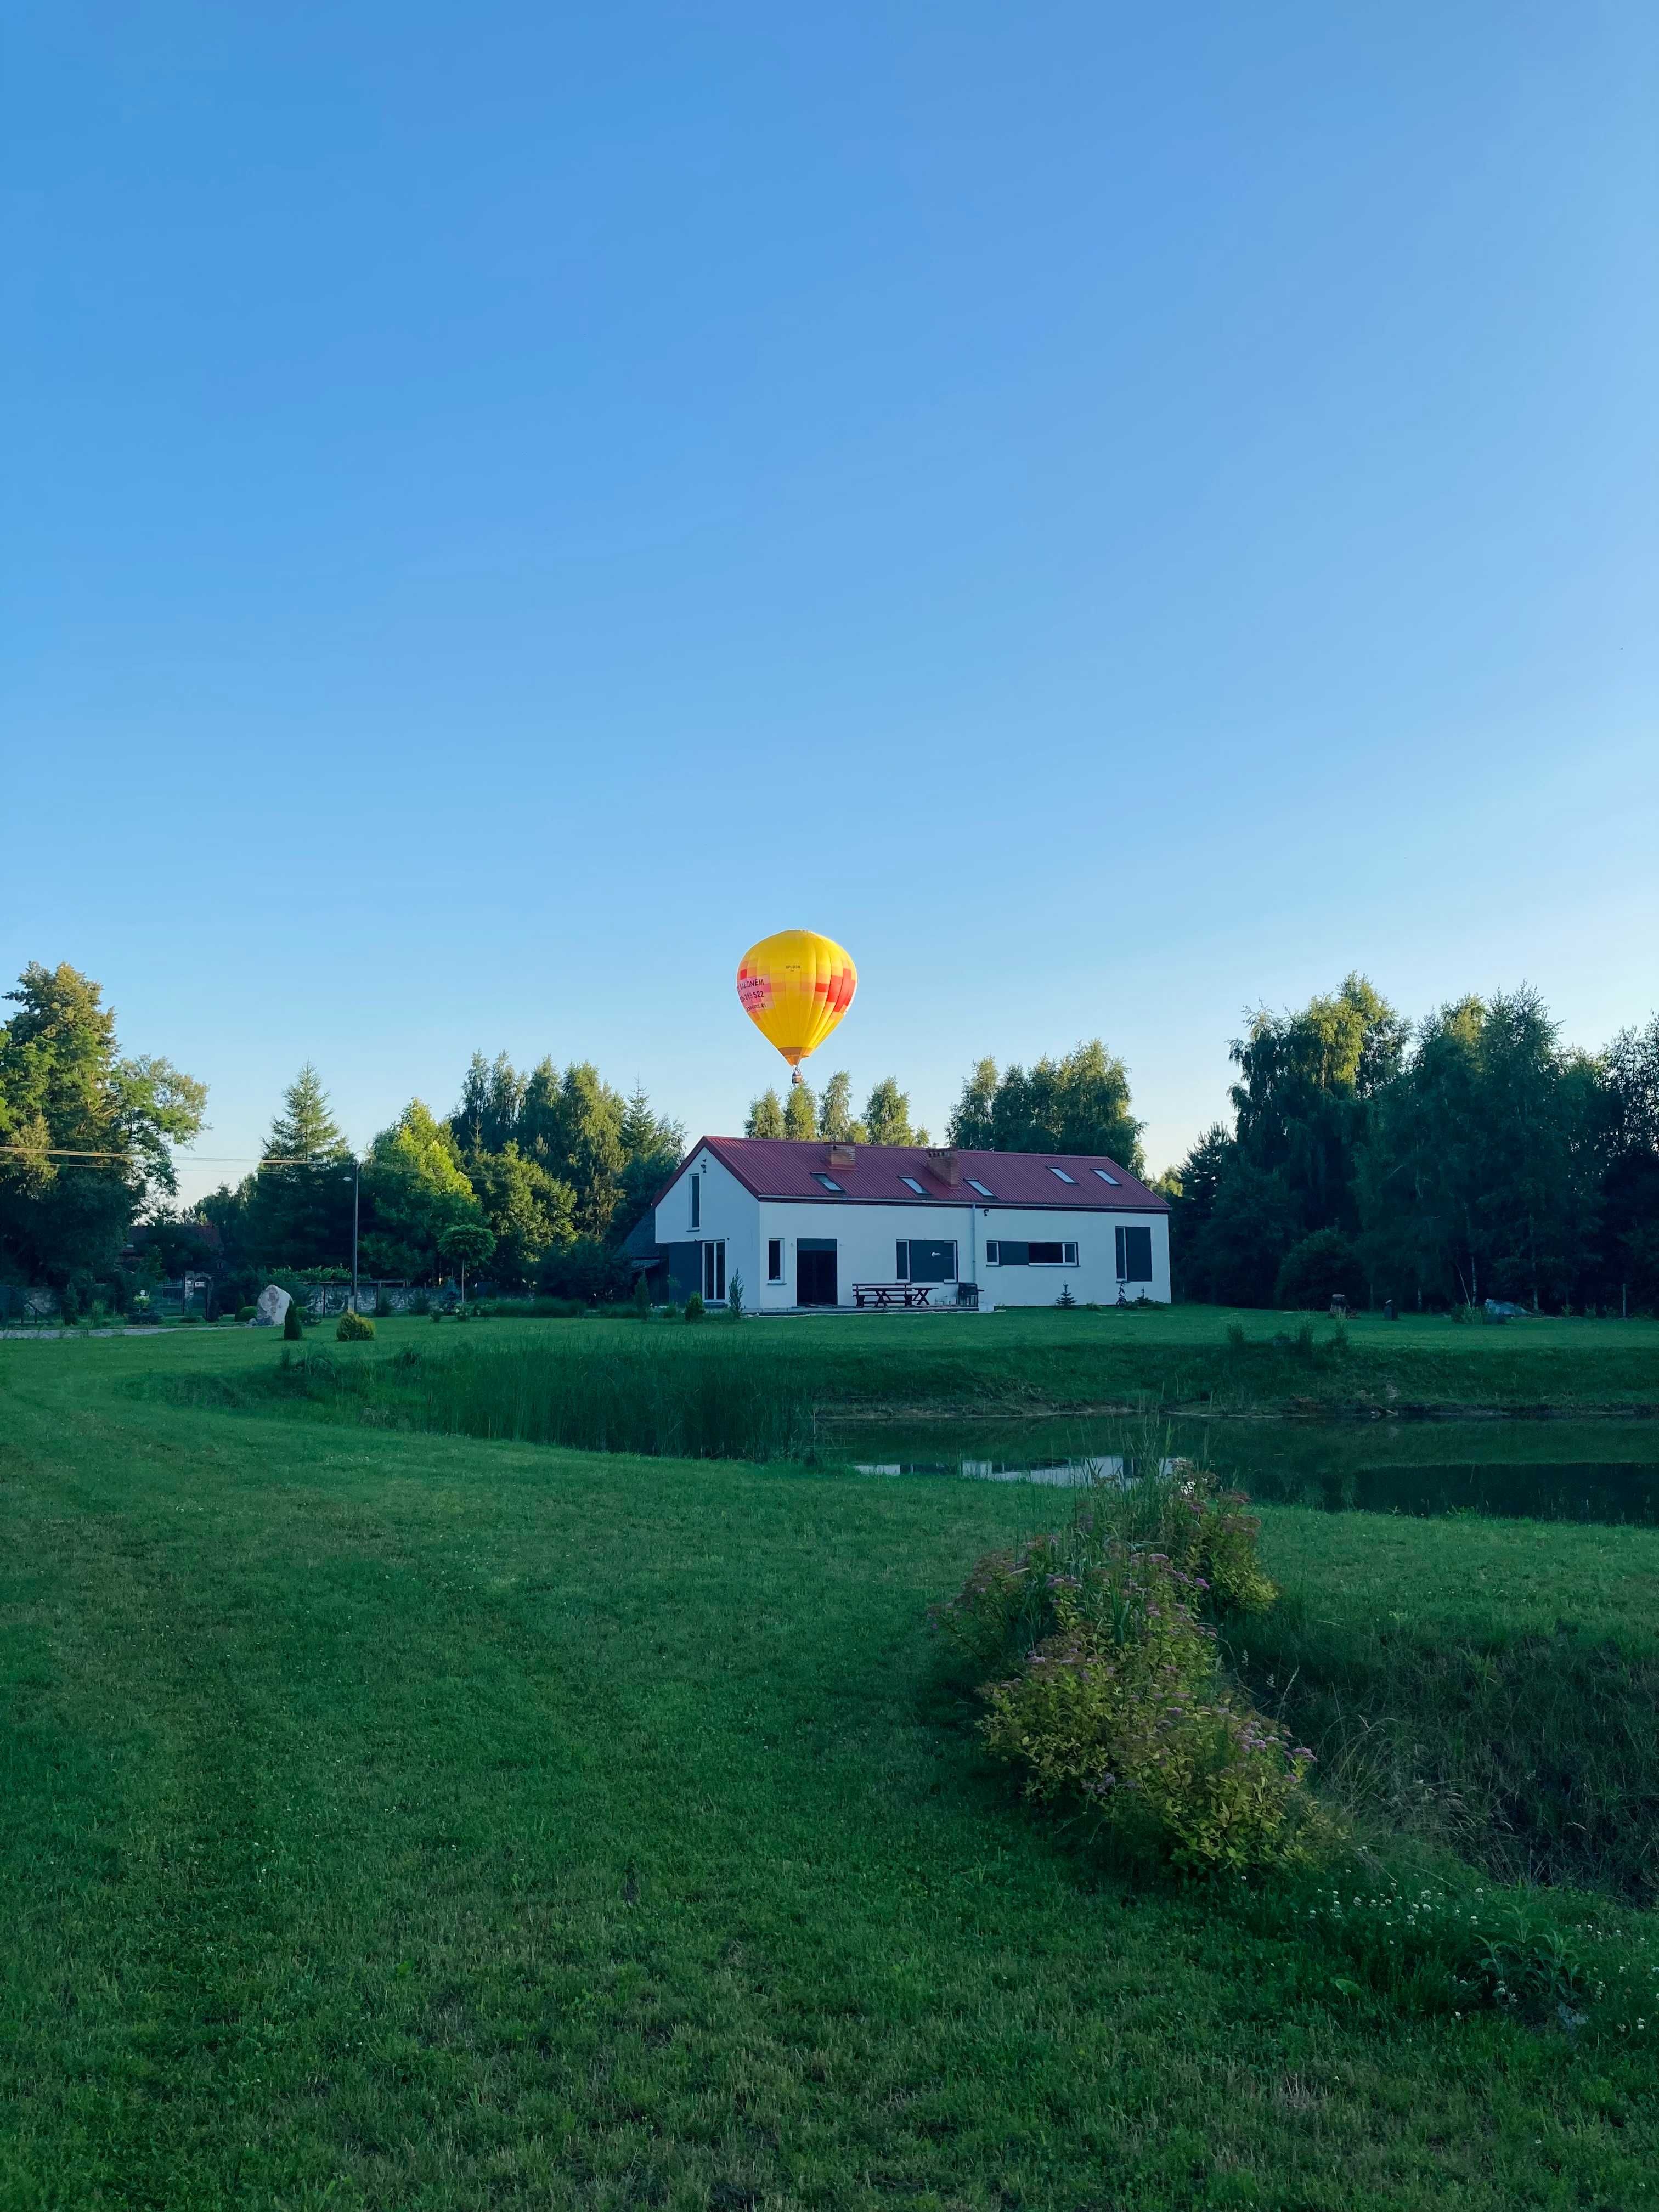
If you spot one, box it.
[0,1148,350,1167]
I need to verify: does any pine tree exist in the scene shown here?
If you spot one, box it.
[264,1065,347,1162]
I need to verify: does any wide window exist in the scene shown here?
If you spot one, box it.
[985,1241,1075,1267]
[1115,1224,1153,1283]
[767,1239,784,1283]
[898,1239,957,1283]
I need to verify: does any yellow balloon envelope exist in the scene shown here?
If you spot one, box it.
[737,930,857,1077]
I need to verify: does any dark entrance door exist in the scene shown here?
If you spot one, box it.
[797,1239,838,1306]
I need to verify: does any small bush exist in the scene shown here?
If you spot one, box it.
[727,1272,744,1322]
[336,1310,376,1342]
[1225,1319,1247,1353]
[282,1301,304,1341]
[684,1293,706,1324]
[236,1306,257,1323]
[631,1271,652,1319]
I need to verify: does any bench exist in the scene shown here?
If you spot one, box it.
[853,1282,933,1310]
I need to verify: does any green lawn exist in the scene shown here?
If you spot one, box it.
[3,1329,1658,2209]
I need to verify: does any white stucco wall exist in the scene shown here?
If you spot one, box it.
[654,1157,1170,1308]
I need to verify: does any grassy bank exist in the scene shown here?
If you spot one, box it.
[3,1334,1658,2207]
[1241,1510,1659,1903]
[111,1299,1659,1423]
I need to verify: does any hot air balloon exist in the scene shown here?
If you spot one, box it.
[736,930,857,1083]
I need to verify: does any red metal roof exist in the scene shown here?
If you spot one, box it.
[665,1136,1168,1212]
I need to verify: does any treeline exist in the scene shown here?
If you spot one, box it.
[1163,975,1659,1312]
[199,1053,685,1303]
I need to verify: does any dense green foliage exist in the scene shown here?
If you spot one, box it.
[746,1071,928,1144]
[0,962,206,1300]
[948,1038,1144,1169]
[1169,976,1659,1312]
[4,1325,1657,2208]
[200,1056,684,1300]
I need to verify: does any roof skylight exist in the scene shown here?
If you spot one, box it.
[899,1175,928,1195]
[1092,1168,1121,1187]
[1048,1166,1077,1184]
[966,1178,995,1198]
[812,1173,843,1193]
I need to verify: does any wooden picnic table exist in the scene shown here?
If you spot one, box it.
[852,1283,933,1310]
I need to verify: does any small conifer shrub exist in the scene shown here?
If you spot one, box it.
[336,1309,375,1342]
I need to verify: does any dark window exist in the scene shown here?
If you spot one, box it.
[895,1239,909,1279]
[1063,1242,1078,1266]
[1116,1224,1153,1283]
[689,1176,701,1229]
[1028,1242,1064,1266]
[995,1241,1028,1266]
[985,1240,1001,1265]
[767,1239,783,1283]
[903,1239,957,1283]
[812,1173,843,1193]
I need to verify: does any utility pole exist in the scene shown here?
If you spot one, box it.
[349,1161,361,1313]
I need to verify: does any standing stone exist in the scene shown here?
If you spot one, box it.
[255,1284,292,1329]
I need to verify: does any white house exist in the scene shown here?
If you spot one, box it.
[644,1136,1171,1311]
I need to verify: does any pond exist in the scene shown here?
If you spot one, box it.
[822,1414,1659,1525]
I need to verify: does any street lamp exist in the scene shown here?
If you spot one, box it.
[343,1161,360,1313]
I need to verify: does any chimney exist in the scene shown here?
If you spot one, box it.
[827,1142,856,1169]
[927,1149,961,1186]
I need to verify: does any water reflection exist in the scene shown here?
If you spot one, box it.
[834,1418,1659,1525]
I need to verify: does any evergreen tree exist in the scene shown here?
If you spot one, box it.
[783,1082,818,1140]
[264,1064,347,1161]
[746,1090,785,1138]
[818,1071,863,1142]
[862,1078,915,1146]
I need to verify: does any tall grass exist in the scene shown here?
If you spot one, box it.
[260,1336,816,1460]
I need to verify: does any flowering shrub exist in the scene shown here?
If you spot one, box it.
[1161,1473,1279,1616]
[934,1464,1277,1680]
[975,1546,1318,1873]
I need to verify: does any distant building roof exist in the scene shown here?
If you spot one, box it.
[660,1136,1168,1213]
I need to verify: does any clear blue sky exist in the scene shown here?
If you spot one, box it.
[6,2,1656,1197]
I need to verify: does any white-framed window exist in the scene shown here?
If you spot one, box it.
[985,1240,1076,1267]
[767,1239,784,1283]
[702,1240,726,1301]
